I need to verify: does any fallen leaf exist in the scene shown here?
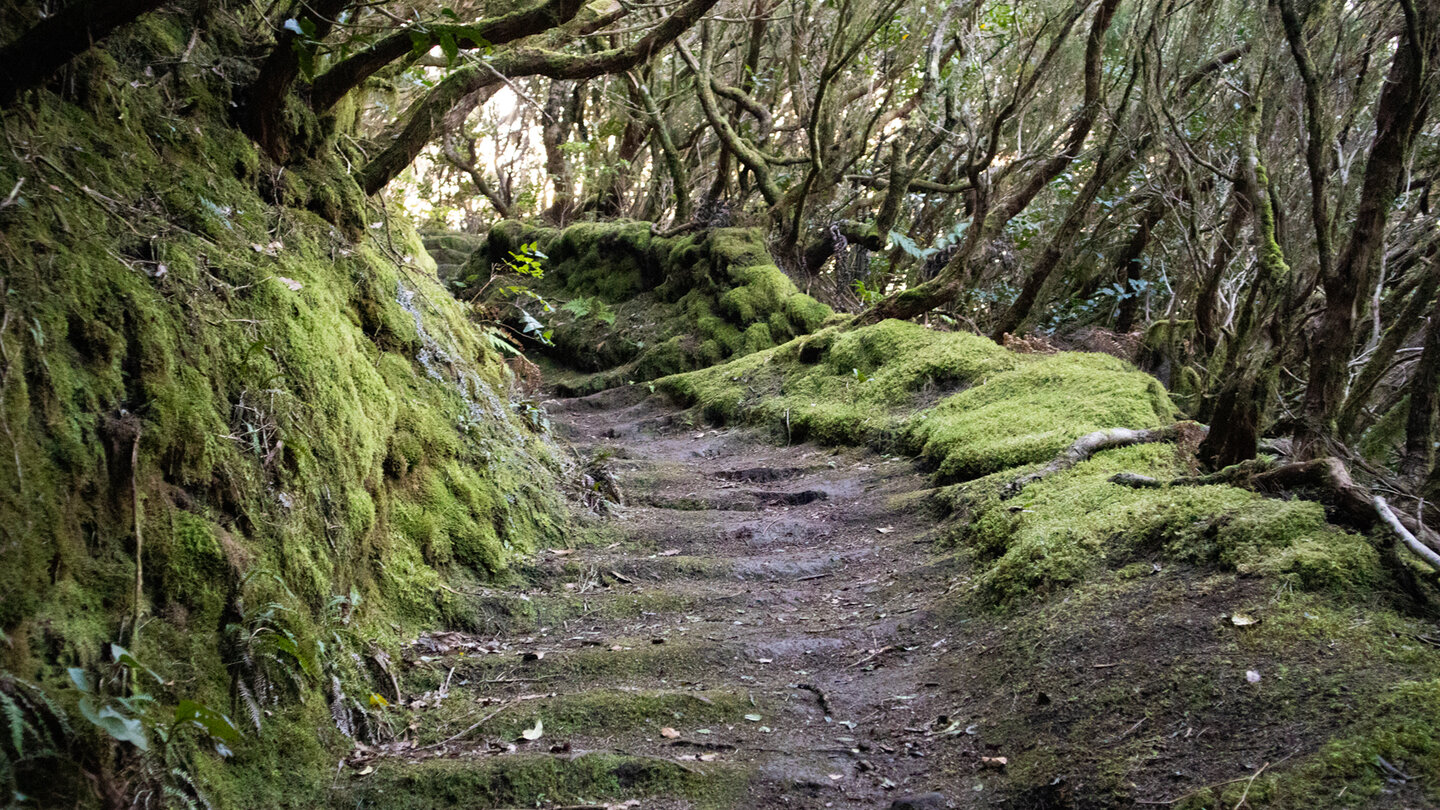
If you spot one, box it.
[273,276,303,291]
[744,714,762,722]
[1230,613,1259,627]
[660,727,680,739]
[876,527,895,534]
[357,765,374,776]
[699,753,718,762]
[981,756,1008,769]
[659,549,681,557]
[521,719,544,740]
[828,773,844,781]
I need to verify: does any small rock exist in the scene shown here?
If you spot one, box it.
[890,793,946,810]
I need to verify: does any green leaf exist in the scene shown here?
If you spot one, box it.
[67,667,93,694]
[438,31,458,65]
[80,699,148,751]
[110,644,163,684]
[409,30,433,59]
[174,700,241,743]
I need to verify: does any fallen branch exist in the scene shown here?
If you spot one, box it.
[1375,496,1440,573]
[416,700,518,751]
[1004,423,1204,498]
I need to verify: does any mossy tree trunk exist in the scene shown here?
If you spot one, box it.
[1301,3,1438,442]
[0,0,167,105]
[358,0,720,195]
[1401,295,1440,481]
[307,0,588,115]
[1198,91,1293,469]
[541,80,578,224]
[235,0,353,162]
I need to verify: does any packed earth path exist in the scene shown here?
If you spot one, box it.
[348,384,997,809]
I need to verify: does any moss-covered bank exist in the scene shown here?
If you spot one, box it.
[457,220,833,394]
[654,318,1440,807]
[0,8,567,806]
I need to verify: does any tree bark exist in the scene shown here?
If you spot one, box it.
[236,0,353,161]
[358,0,720,195]
[1302,5,1437,440]
[309,0,588,114]
[1113,188,1171,333]
[0,0,168,106]
[1194,177,1251,355]
[541,80,576,224]
[628,73,691,223]
[1198,92,1292,469]
[1401,295,1440,481]
[1337,256,1440,437]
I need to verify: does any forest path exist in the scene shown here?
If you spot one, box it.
[349,385,992,809]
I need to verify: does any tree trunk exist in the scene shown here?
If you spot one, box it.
[1401,296,1440,481]
[1198,92,1292,469]
[1302,6,1437,440]
[854,0,1118,327]
[1337,256,1440,437]
[1194,178,1250,354]
[1114,180,1175,333]
[236,0,353,162]
[0,0,167,105]
[541,80,576,224]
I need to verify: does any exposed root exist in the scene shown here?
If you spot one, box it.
[1110,457,1440,570]
[1003,422,1205,498]
[1376,496,1440,573]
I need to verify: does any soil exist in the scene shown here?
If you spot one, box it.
[340,385,1440,810]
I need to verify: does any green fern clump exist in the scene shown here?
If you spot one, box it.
[0,674,72,803]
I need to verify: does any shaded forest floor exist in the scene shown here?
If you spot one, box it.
[333,381,1440,809]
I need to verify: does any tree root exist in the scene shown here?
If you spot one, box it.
[1109,456,1440,570]
[1375,496,1440,573]
[1002,422,1206,498]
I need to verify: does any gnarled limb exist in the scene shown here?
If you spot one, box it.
[627,72,691,224]
[1302,2,1439,439]
[358,0,720,195]
[309,0,588,114]
[1375,497,1440,573]
[1002,423,1205,498]
[0,0,167,106]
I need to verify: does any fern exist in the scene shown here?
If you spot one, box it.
[481,326,521,356]
[560,296,617,325]
[560,297,593,318]
[2,692,27,756]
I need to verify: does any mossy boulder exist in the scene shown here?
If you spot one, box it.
[464,221,833,393]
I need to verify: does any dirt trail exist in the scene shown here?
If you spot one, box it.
[359,385,996,809]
